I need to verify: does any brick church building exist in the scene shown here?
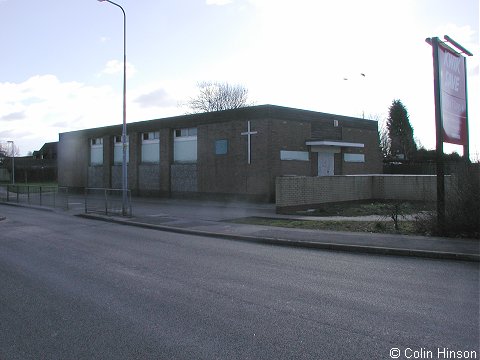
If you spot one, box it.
[58,105,382,201]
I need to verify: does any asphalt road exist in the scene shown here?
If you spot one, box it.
[0,205,478,360]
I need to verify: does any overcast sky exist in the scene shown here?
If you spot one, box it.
[0,0,478,158]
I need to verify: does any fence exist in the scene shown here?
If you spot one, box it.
[84,188,132,217]
[0,184,69,210]
[0,185,133,216]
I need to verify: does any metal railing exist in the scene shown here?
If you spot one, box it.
[0,185,133,216]
[0,184,69,210]
[84,188,132,217]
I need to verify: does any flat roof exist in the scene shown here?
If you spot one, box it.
[306,140,365,148]
[59,104,378,137]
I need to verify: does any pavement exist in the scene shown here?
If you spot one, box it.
[74,197,479,262]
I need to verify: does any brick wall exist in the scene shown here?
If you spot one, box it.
[58,105,383,199]
[276,175,452,211]
[197,119,276,198]
[111,165,122,189]
[341,127,383,174]
[58,133,89,188]
[372,176,438,201]
[87,166,104,188]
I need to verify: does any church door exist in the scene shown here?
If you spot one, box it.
[318,152,334,176]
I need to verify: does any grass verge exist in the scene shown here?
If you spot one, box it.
[290,200,434,217]
[230,217,419,235]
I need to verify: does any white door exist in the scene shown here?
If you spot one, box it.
[318,152,334,176]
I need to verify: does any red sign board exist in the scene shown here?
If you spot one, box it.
[438,44,467,145]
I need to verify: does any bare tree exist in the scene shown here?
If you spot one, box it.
[0,143,7,158]
[379,121,391,159]
[367,113,390,159]
[0,142,20,168]
[0,142,20,157]
[185,81,253,113]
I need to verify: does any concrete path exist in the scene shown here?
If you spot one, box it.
[78,198,479,262]
[2,195,478,261]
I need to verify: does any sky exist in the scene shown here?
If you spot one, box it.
[0,0,478,159]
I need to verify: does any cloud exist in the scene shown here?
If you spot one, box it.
[100,59,137,78]
[0,75,189,154]
[1,111,26,121]
[435,23,479,76]
[134,88,176,108]
[437,23,477,46]
[206,0,233,5]
[472,65,479,76]
[0,75,118,154]
[51,121,71,128]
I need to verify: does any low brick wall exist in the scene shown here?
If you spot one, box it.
[372,175,439,201]
[276,175,450,211]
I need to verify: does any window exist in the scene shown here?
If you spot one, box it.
[143,131,160,141]
[114,135,130,165]
[174,127,197,138]
[174,128,197,162]
[280,150,309,161]
[142,132,160,163]
[344,153,365,163]
[91,138,103,146]
[90,138,103,165]
[215,139,228,155]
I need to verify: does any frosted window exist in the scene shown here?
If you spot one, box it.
[142,142,160,163]
[90,138,103,165]
[344,153,365,163]
[174,138,197,162]
[280,150,309,161]
[174,128,197,162]
[140,133,159,163]
[114,136,129,165]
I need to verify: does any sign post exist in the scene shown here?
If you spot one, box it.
[427,36,472,233]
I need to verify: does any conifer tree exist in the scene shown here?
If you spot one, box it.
[386,99,417,160]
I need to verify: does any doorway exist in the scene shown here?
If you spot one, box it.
[318,152,334,176]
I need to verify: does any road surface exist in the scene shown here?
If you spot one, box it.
[0,205,478,359]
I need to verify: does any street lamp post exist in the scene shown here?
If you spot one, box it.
[7,141,14,185]
[98,0,128,216]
